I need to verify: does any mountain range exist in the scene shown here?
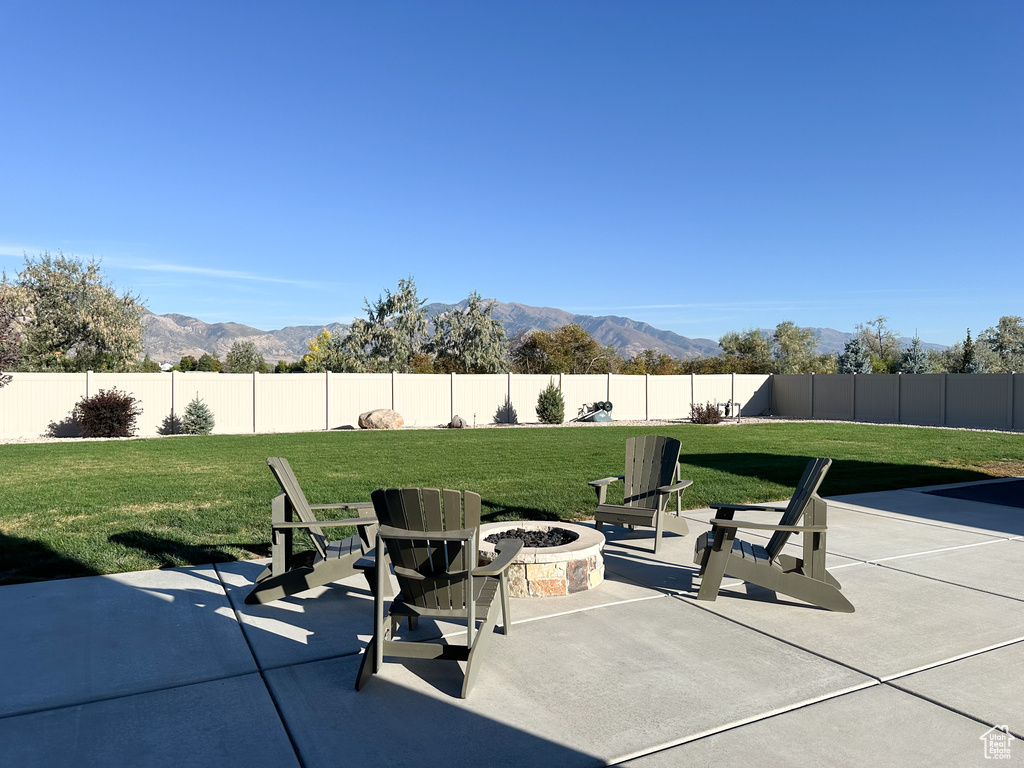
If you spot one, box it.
[141,300,944,365]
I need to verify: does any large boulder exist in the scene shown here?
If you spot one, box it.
[449,415,467,429]
[358,409,404,430]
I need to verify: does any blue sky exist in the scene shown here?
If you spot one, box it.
[2,1,1021,346]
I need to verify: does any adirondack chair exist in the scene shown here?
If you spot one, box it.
[590,435,692,554]
[355,488,523,698]
[244,457,383,605]
[693,457,854,612]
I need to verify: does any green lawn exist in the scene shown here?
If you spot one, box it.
[1,422,1021,585]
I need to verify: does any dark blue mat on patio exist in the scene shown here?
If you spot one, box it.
[925,479,1024,509]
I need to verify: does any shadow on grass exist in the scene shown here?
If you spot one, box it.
[0,533,101,586]
[109,531,270,569]
[678,452,992,497]
[481,501,563,523]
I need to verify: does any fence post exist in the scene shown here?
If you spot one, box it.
[645,374,649,421]
[391,371,396,410]
[451,371,456,423]
[1007,373,1014,431]
[690,372,696,413]
[607,372,612,402]
[809,373,815,420]
[86,370,92,398]
[325,370,331,431]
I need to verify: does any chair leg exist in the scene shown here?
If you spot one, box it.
[354,635,377,690]
[696,530,734,602]
[499,573,511,636]
[461,610,499,698]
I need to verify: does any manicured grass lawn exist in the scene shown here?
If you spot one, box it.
[1,422,1021,585]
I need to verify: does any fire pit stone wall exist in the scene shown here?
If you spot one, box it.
[478,522,605,598]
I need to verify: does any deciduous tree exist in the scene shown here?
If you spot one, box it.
[2,252,144,371]
[225,340,266,373]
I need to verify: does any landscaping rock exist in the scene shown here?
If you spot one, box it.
[449,415,467,429]
[358,409,404,430]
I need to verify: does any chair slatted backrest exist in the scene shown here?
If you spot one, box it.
[267,457,329,559]
[764,457,832,561]
[623,436,682,509]
[371,488,482,612]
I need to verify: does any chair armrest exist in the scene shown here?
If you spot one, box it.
[657,479,693,494]
[474,539,524,577]
[309,502,375,511]
[272,516,378,530]
[377,525,476,542]
[709,518,827,533]
[588,476,624,488]
[710,503,787,513]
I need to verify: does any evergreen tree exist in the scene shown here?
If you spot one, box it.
[181,395,215,435]
[899,335,929,374]
[837,338,873,374]
[536,382,564,424]
[196,353,222,372]
[139,353,161,372]
[340,276,428,372]
[429,292,508,373]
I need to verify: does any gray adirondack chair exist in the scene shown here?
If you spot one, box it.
[693,457,854,612]
[245,457,382,605]
[355,488,523,698]
[591,435,692,554]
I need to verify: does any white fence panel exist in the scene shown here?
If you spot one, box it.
[328,373,392,428]
[692,374,732,409]
[394,374,451,427]
[174,373,254,434]
[647,375,691,420]
[91,372,173,436]
[608,375,647,420]
[733,375,772,416]
[561,375,608,421]
[257,373,327,433]
[452,374,510,425]
[0,373,87,437]
[510,375,557,423]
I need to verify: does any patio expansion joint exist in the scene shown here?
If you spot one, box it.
[866,536,1017,565]
[0,669,263,723]
[669,592,884,683]
[878,636,1024,684]
[213,564,310,768]
[881,681,1024,742]
[605,679,880,766]
[825,500,1022,539]
[870,561,1024,604]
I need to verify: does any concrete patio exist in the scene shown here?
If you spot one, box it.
[2,480,1022,767]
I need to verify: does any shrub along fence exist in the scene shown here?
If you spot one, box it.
[0,372,772,438]
[772,373,1024,431]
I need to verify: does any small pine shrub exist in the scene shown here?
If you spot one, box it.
[536,382,565,424]
[689,402,722,425]
[181,395,215,435]
[71,388,142,438]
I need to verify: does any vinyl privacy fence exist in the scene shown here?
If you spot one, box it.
[772,373,1024,431]
[0,372,772,438]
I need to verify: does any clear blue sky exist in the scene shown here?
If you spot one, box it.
[2,1,1021,346]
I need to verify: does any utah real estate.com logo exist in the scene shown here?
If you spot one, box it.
[980,726,1015,760]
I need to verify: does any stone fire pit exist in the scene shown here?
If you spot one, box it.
[478,521,605,598]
